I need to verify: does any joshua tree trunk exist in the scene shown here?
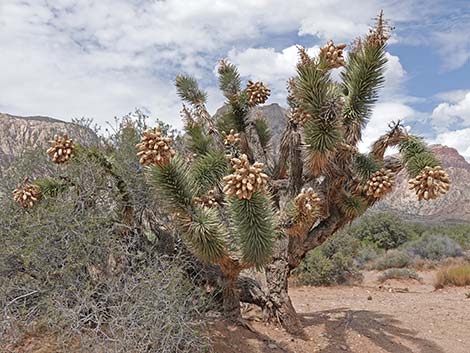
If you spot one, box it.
[222,275,241,320]
[263,237,303,334]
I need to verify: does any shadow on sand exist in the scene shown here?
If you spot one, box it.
[301,307,445,353]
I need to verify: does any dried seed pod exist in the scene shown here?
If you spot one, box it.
[284,187,321,237]
[366,11,394,47]
[222,129,241,146]
[408,166,450,201]
[320,40,347,69]
[246,80,271,107]
[193,189,218,208]
[290,107,311,126]
[223,154,268,200]
[46,134,75,164]
[136,126,176,167]
[12,180,42,208]
[364,168,396,199]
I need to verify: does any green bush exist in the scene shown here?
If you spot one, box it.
[406,234,463,261]
[378,268,421,283]
[374,249,413,270]
[350,213,416,250]
[297,233,362,286]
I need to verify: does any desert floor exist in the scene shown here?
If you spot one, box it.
[211,271,470,353]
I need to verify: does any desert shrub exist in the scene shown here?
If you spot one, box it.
[0,122,211,353]
[435,264,470,288]
[297,233,362,286]
[354,244,384,268]
[374,249,413,270]
[378,268,421,283]
[406,234,463,261]
[350,213,416,250]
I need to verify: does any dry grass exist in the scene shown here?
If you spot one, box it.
[435,264,470,289]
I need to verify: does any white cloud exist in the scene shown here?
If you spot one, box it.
[227,45,320,102]
[0,0,418,127]
[431,92,470,132]
[431,128,470,160]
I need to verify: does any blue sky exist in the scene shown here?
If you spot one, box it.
[1,0,470,158]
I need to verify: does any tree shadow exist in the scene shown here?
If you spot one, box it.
[301,308,445,353]
[209,319,298,353]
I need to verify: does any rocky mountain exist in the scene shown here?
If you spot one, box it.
[0,113,99,170]
[375,145,470,223]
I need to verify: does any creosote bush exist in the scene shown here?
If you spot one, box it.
[0,119,211,353]
[374,249,413,270]
[406,234,463,261]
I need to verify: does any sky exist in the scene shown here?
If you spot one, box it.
[1,0,470,159]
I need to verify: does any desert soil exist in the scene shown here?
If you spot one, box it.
[210,271,470,353]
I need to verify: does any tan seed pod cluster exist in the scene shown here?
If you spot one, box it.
[223,154,268,200]
[290,107,311,126]
[46,134,74,164]
[246,80,271,107]
[193,189,218,208]
[136,126,176,167]
[320,40,346,69]
[293,187,321,220]
[297,46,312,68]
[12,180,41,208]
[408,166,450,201]
[223,129,241,146]
[284,187,321,237]
[364,168,396,199]
[367,11,394,47]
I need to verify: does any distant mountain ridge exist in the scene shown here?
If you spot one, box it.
[1,108,468,223]
[0,113,99,170]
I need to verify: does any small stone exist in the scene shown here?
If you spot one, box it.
[340,344,348,351]
[367,295,372,300]
[268,343,278,349]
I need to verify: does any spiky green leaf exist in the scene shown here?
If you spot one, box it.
[353,153,381,181]
[295,63,330,117]
[147,156,194,211]
[218,61,241,98]
[179,207,228,263]
[341,45,387,144]
[228,191,275,266]
[254,117,272,148]
[175,75,207,105]
[191,150,229,194]
[186,124,212,155]
[34,178,68,197]
[304,120,342,153]
[341,195,368,219]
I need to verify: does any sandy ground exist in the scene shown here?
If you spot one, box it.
[211,271,470,353]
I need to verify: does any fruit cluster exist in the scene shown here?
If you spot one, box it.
[136,126,176,167]
[13,179,41,208]
[223,129,241,146]
[320,40,346,69]
[246,80,271,107]
[223,154,268,200]
[409,166,450,201]
[290,107,312,126]
[194,189,218,208]
[365,168,396,199]
[47,134,74,164]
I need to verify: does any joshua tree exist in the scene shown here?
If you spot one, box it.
[15,12,450,334]
[139,12,450,332]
